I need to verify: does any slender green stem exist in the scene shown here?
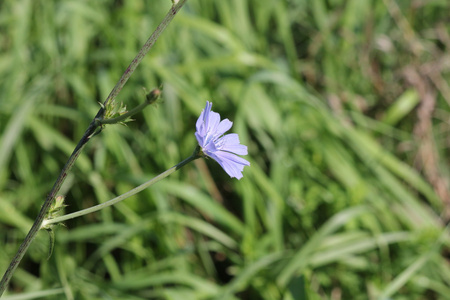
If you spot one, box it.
[43,153,199,227]
[0,122,94,297]
[0,2,188,297]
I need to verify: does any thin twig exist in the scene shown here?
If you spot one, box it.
[0,1,187,296]
[96,88,161,126]
[101,0,187,109]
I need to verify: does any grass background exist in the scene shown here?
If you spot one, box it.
[0,0,449,299]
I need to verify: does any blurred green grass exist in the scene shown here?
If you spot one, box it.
[0,0,449,299]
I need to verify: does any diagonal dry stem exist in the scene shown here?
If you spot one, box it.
[0,1,187,296]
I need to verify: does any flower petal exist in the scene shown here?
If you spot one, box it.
[204,111,221,142]
[216,134,248,155]
[196,101,211,133]
[196,101,222,147]
[210,152,246,179]
[195,132,204,146]
[215,150,250,166]
[214,119,233,137]
[209,150,250,179]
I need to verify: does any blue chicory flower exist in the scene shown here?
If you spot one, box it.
[195,101,250,179]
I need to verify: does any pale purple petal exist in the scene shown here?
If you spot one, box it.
[216,134,248,155]
[215,119,233,137]
[202,101,212,128]
[196,102,211,132]
[210,151,248,179]
[222,144,248,156]
[206,111,221,134]
[214,150,250,166]
[195,132,204,146]
[203,141,218,156]
[195,108,205,131]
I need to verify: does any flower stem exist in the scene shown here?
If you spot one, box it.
[0,1,188,296]
[43,153,199,227]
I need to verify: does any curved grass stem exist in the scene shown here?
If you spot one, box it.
[43,153,199,227]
